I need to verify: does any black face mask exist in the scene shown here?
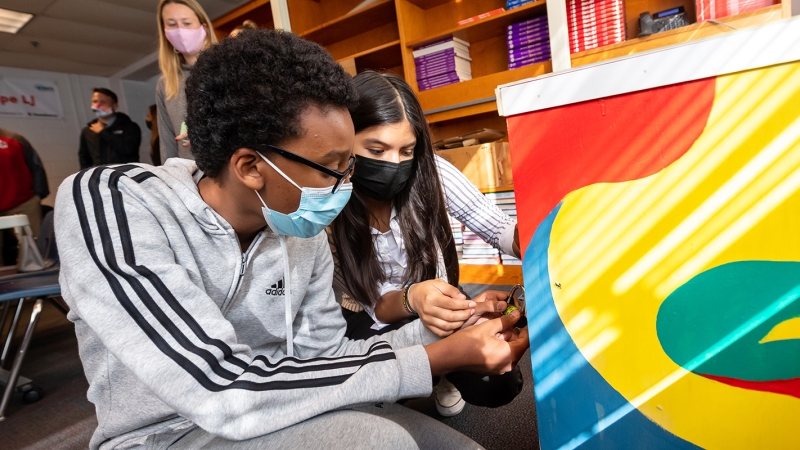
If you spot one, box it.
[351,155,414,201]
[145,120,153,130]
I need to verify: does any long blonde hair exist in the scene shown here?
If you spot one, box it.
[157,0,217,99]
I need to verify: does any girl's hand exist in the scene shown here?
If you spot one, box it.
[407,279,473,337]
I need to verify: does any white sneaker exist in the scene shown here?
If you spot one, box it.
[435,377,465,417]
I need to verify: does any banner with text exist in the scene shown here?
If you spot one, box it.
[0,78,63,119]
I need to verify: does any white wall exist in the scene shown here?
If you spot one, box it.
[0,65,157,206]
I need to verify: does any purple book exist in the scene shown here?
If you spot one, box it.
[418,71,466,84]
[419,79,459,91]
[507,21,548,38]
[416,62,470,80]
[507,29,550,49]
[413,47,471,63]
[414,52,455,66]
[418,72,467,90]
[508,43,551,61]
[507,16,548,32]
[416,55,470,72]
[508,53,551,69]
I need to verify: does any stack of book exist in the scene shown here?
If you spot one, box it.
[507,15,551,69]
[460,229,502,265]
[448,214,464,260]
[696,0,776,21]
[413,37,472,91]
[506,0,540,10]
[566,0,626,54]
[485,191,522,266]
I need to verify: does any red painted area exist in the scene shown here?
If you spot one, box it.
[701,373,800,399]
[507,78,717,256]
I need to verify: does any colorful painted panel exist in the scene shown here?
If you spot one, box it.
[507,60,800,449]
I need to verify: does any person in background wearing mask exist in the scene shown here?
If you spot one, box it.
[146,104,161,165]
[155,0,217,163]
[78,87,141,170]
[55,30,527,450]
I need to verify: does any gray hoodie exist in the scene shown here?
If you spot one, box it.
[55,159,438,450]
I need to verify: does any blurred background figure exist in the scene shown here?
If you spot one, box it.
[229,19,258,37]
[156,0,217,163]
[79,88,141,169]
[0,127,49,265]
[146,104,161,165]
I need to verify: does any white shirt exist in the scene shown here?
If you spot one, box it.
[331,155,518,326]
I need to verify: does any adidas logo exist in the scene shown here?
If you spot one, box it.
[265,278,285,296]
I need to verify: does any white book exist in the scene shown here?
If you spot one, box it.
[413,39,471,59]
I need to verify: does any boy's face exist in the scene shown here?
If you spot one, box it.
[256,105,355,215]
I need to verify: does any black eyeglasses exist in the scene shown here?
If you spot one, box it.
[263,144,356,194]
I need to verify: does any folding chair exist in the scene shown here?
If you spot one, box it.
[0,212,61,420]
[0,272,60,421]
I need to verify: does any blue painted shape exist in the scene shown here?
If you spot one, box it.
[524,203,701,450]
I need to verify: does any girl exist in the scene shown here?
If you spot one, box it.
[155,0,217,163]
[330,71,523,417]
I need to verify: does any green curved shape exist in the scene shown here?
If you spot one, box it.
[656,261,800,381]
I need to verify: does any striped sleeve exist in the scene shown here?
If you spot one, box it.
[435,155,517,256]
[55,166,433,441]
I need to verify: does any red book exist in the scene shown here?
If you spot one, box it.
[458,8,505,26]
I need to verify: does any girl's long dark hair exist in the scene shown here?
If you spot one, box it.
[332,71,459,308]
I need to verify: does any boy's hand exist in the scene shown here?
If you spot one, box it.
[425,310,530,376]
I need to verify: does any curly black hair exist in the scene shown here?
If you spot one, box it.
[185,28,358,178]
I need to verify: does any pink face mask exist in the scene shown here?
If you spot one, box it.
[165,26,207,56]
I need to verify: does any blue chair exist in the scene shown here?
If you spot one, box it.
[0,263,60,421]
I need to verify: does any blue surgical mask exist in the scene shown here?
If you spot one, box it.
[255,152,352,238]
[93,107,114,119]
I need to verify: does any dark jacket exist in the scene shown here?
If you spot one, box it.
[79,112,141,169]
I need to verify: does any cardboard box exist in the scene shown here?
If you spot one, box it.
[436,142,513,189]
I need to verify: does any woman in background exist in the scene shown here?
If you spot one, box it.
[330,71,523,418]
[155,0,216,163]
[146,104,160,165]
[229,19,258,37]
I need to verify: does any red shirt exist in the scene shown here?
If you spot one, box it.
[0,134,34,211]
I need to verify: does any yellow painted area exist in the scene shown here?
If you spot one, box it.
[760,317,800,344]
[547,61,800,449]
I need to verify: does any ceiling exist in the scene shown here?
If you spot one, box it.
[0,0,247,79]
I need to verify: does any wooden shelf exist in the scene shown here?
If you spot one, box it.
[359,43,403,71]
[212,0,274,36]
[300,0,397,46]
[418,61,550,115]
[459,264,522,285]
[339,40,402,68]
[571,5,782,67]
[406,1,547,49]
[406,0,452,9]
